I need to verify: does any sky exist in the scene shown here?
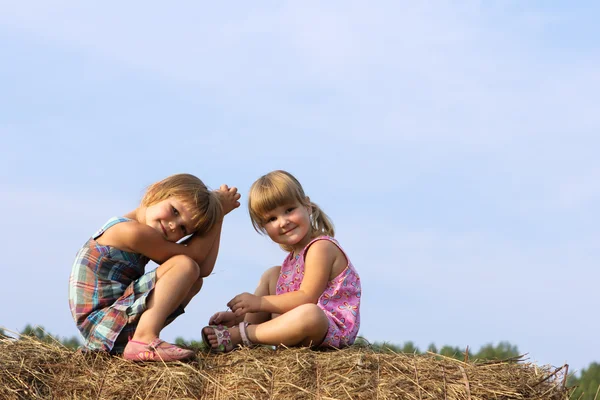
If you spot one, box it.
[1,1,598,375]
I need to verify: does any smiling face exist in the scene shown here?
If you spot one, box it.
[144,197,196,242]
[262,201,312,253]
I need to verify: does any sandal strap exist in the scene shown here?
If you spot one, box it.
[202,324,234,352]
[239,322,253,347]
[148,338,165,349]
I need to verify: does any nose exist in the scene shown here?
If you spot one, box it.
[168,221,175,231]
[279,216,288,228]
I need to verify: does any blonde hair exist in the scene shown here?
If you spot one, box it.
[248,170,334,251]
[141,173,222,235]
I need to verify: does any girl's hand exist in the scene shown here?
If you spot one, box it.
[216,184,241,215]
[227,292,262,317]
[208,311,237,327]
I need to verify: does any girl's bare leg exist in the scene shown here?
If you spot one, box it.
[245,266,281,325]
[181,277,203,308]
[205,303,329,348]
[250,304,329,346]
[132,255,200,343]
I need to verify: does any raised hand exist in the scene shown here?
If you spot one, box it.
[227,292,263,317]
[215,184,241,215]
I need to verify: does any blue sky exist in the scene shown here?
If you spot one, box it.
[1,2,598,374]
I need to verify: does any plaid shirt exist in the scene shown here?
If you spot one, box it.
[68,217,155,352]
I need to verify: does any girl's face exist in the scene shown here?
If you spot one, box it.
[145,197,195,242]
[262,200,312,252]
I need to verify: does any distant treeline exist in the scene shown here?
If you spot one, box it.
[1,325,597,399]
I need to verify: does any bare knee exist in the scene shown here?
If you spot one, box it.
[291,304,328,345]
[190,276,203,296]
[162,254,200,281]
[295,304,328,327]
[261,266,281,281]
[262,266,281,295]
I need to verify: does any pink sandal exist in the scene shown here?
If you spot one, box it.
[201,322,252,353]
[123,338,195,362]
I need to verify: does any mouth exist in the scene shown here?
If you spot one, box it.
[160,222,167,237]
[282,226,296,235]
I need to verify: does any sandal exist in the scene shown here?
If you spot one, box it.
[122,338,195,362]
[238,322,253,347]
[202,322,253,353]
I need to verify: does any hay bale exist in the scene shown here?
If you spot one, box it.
[0,336,572,399]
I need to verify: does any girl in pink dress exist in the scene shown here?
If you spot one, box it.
[202,170,361,351]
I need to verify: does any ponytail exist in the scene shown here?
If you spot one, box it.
[310,201,335,237]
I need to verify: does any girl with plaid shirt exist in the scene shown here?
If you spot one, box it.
[69,174,240,361]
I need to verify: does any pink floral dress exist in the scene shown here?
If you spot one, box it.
[276,236,361,348]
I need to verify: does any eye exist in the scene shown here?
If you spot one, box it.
[266,216,276,223]
[286,207,295,213]
[172,206,179,216]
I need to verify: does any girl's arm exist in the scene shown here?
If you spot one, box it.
[100,220,222,266]
[228,240,339,316]
[186,184,238,274]
[101,184,239,267]
[185,221,222,277]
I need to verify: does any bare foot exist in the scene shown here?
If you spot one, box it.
[202,325,242,351]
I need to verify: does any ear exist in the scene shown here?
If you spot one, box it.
[305,196,312,212]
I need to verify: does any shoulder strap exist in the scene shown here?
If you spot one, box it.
[92,217,133,240]
[301,236,349,261]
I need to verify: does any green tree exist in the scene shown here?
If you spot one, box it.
[20,324,57,343]
[569,363,600,400]
[60,336,82,350]
[370,341,422,354]
[427,343,438,354]
[474,341,520,361]
[19,325,81,349]
[371,341,402,352]
[400,341,420,354]
[439,345,464,360]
